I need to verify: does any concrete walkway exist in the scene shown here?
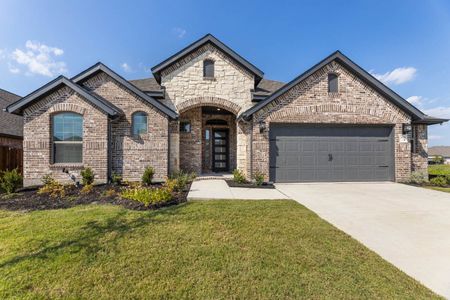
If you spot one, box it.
[187,179,288,200]
[276,182,450,298]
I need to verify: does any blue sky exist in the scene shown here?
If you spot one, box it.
[1,0,450,146]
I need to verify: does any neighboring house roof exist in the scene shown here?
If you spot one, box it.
[429,146,450,157]
[5,76,120,117]
[0,89,22,137]
[72,63,178,119]
[241,51,448,125]
[151,34,264,85]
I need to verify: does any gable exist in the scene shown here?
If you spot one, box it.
[242,51,446,124]
[255,60,411,124]
[151,34,263,85]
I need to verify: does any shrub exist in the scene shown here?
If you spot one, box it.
[253,171,264,186]
[121,186,172,207]
[433,155,445,164]
[233,169,246,184]
[80,167,95,186]
[102,188,116,198]
[0,168,22,194]
[111,172,122,185]
[169,170,196,191]
[409,171,428,185]
[81,184,93,194]
[38,175,65,198]
[163,178,178,193]
[142,166,155,186]
[430,176,447,187]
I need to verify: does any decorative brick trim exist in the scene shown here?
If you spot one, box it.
[48,103,86,115]
[177,97,241,115]
[267,104,401,123]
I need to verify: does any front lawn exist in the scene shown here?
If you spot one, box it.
[0,201,439,299]
[428,164,450,176]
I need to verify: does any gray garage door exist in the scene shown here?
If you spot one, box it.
[269,125,394,182]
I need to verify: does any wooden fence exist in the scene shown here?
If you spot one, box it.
[0,146,23,173]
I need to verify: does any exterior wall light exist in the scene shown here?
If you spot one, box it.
[402,123,412,134]
[259,121,266,133]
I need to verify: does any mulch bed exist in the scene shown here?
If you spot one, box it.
[0,183,191,212]
[225,180,275,189]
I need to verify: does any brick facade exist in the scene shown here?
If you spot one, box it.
[23,86,109,186]
[248,61,418,182]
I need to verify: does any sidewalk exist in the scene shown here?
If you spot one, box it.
[187,179,289,200]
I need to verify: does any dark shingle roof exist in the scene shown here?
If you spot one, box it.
[129,78,162,92]
[254,79,285,96]
[429,146,450,157]
[0,89,22,137]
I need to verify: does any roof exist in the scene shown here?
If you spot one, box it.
[5,76,120,117]
[72,63,178,119]
[241,51,448,125]
[129,78,163,92]
[151,34,264,85]
[0,89,22,137]
[429,146,450,157]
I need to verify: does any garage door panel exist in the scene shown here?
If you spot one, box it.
[270,125,393,182]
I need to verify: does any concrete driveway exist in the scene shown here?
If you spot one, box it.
[276,182,450,298]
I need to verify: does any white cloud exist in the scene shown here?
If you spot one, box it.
[406,95,423,106]
[121,62,133,73]
[371,67,417,85]
[8,63,20,74]
[10,40,67,77]
[172,27,186,38]
[423,106,450,119]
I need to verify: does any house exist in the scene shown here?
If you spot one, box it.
[0,89,23,171]
[5,34,447,186]
[428,146,450,164]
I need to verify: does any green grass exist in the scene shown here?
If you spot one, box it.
[425,186,450,193]
[0,201,439,299]
[428,164,450,176]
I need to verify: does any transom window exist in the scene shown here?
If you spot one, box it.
[203,59,215,78]
[53,112,83,163]
[132,112,148,135]
[328,73,338,93]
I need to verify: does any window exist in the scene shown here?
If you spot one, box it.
[53,112,83,163]
[180,121,191,133]
[203,59,214,78]
[328,73,338,93]
[132,112,148,135]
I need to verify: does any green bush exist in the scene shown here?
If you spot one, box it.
[409,171,428,185]
[433,155,445,164]
[80,167,95,186]
[233,169,247,184]
[430,176,447,187]
[121,186,172,207]
[38,175,65,198]
[142,166,155,186]
[169,170,196,191]
[0,168,22,194]
[111,171,122,185]
[428,164,450,176]
[253,171,264,186]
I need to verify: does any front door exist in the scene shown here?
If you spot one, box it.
[212,129,229,172]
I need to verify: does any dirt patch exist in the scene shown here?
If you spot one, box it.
[0,183,191,212]
[225,180,275,189]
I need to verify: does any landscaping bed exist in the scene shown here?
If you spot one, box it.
[0,183,191,212]
[225,179,274,189]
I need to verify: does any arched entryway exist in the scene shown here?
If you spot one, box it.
[178,105,237,174]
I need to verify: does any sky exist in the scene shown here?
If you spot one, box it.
[1,0,450,146]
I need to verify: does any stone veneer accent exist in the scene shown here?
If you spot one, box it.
[82,72,169,182]
[22,86,109,186]
[249,61,416,182]
[161,43,255,115]
[412,124,428,174]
